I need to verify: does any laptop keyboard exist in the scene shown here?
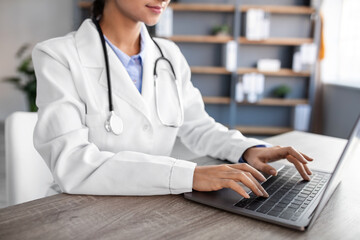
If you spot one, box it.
[234,165,329,221]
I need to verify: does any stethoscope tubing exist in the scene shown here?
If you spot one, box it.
[93,18,114,113]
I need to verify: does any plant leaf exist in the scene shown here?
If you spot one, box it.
[17,57,32,73]
[16,44,30,58]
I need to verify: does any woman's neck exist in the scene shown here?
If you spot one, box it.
[100,2,141,56]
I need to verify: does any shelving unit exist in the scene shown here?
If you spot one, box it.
[170,0,319,135]
[77,0,320,136]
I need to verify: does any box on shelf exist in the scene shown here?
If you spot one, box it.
[242,73,265,103]
[222,40,237,72]
[235,81,244,102]
[292,104,311,131]
[292,43,317,72]
[257,59,281,72]
[245,9,270,40]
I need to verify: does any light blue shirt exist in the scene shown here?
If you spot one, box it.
[104,31,145,93]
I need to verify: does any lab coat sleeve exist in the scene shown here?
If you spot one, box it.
[32,43,195,195]
[176,50,267,163]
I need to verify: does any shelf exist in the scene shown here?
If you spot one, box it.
[239,37,313,46]
[203,97,308,106]
[239,5,315,15]
[191,66,310,77]
[237,68,310,77]
[191,66,229,75]
[169,35,312,45]
[169,3,234,12]
[168,35,233,43]
[238,98,308,106]
[169,3,315,15]
[235,126,293,135]
[78,1,91,8]
[203,97,231,104]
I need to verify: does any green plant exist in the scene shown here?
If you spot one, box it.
[273,85,291,98]
[4,44,37,112]
[212,25,230,36]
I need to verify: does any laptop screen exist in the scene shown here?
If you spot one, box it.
[308,115,360,229]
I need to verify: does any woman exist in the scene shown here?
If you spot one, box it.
[32,0,312,198]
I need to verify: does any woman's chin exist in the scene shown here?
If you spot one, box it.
[143,18,161,27]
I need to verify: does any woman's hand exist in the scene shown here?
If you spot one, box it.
[193,164,269,199]
[243,146,313,181]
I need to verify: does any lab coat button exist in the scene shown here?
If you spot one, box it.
[143,125,149,131]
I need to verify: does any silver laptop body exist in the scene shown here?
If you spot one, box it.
[184,116,360,231]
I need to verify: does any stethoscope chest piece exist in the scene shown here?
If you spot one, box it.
[105,111,123,135]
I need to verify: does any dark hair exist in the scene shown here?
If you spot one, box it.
[92,0,105,19]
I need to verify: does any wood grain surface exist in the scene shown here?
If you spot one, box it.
[1,132,359,240]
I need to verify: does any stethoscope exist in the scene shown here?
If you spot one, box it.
[92,18,183,135]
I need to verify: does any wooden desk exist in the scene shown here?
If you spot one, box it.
[1,131,360,239]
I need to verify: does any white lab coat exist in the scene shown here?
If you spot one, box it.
[32,19,265,196]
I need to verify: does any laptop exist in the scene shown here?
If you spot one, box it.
[184,116,360,231]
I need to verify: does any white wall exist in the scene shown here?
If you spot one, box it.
[0,0,74,121]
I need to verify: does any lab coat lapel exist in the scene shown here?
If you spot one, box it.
[141,24,158,113]
[75,19,151,121]
[104,45,151,120]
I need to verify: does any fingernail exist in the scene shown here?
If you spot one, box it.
[270,170,277,176]
[244,193,250,198]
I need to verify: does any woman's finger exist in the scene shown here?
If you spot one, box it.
[281,147,308,164]
[222,179,250,198]
[218,168,263,197]
[301,152,314,161]
[303,162,313,175]
[229,164,267,182]
[245,172,269,197]
[217,165,265,197]
[248,160,278,177]
[234,171,264,197]
[287,155,310,180]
